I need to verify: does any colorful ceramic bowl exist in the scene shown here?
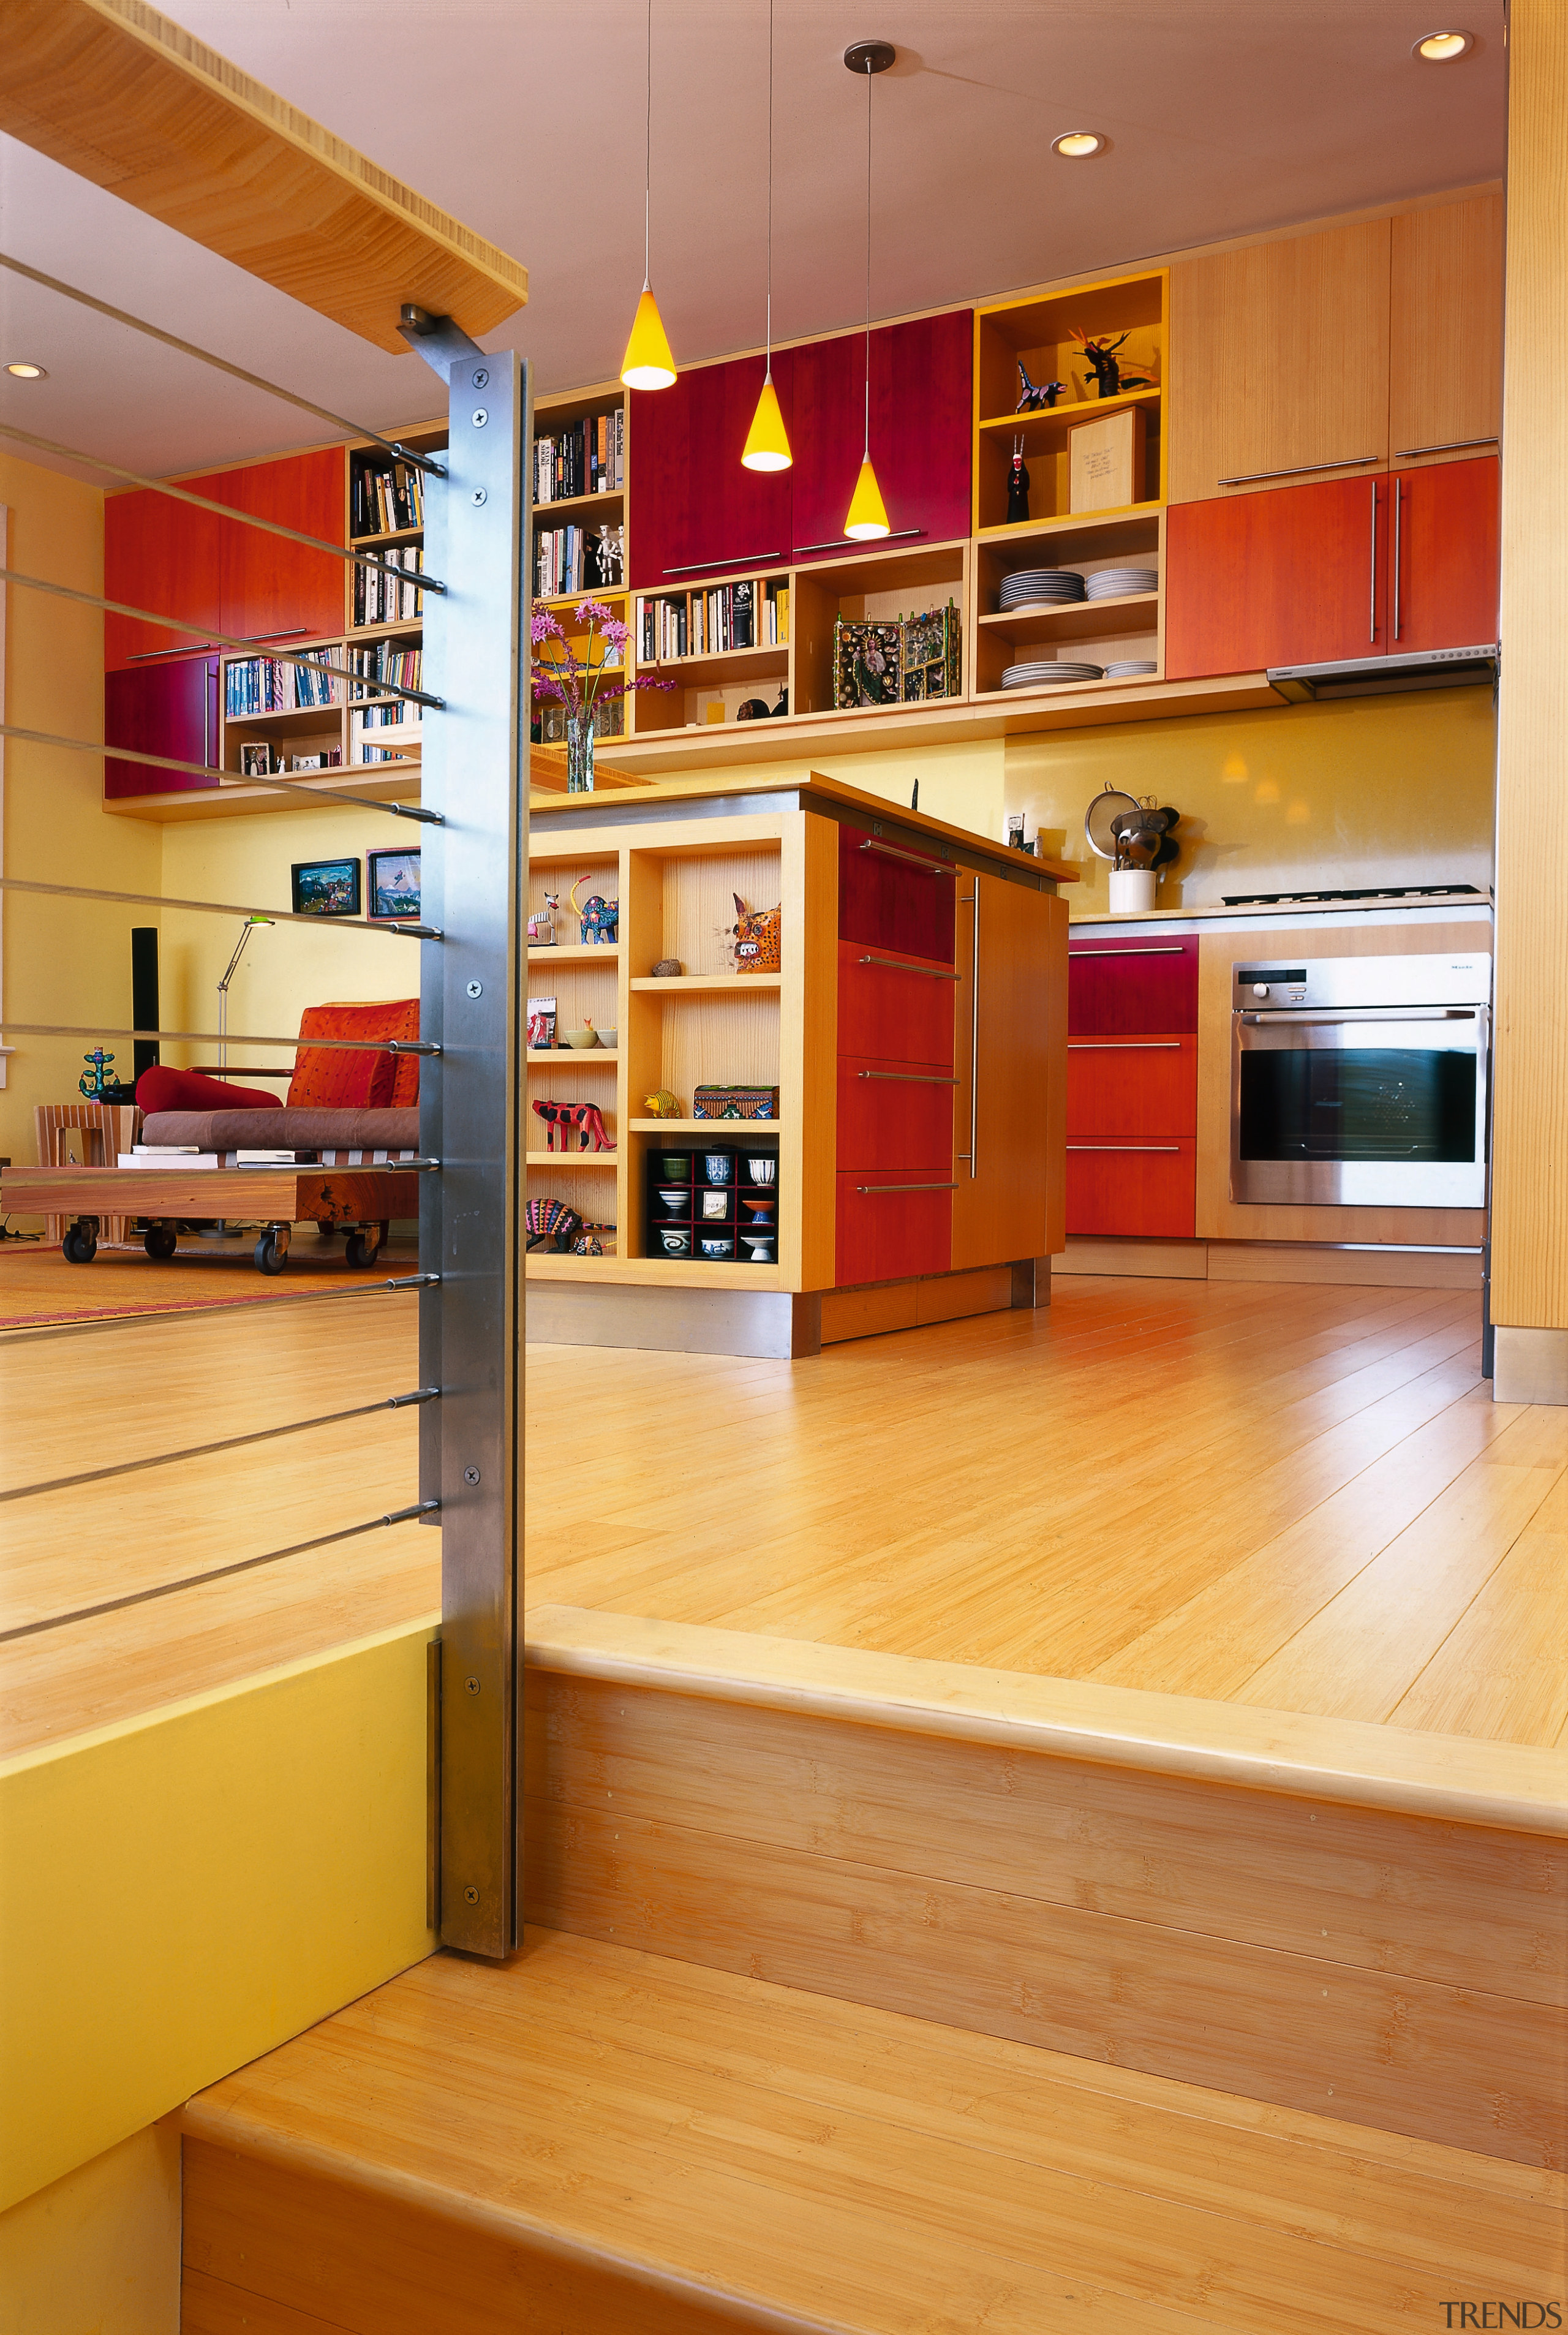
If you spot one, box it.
[657,1188,688,1215]
[703,1155,733,1184]
[741,1235,775,1262]
[560,1028,600,1049]
[597,1028,617,1051]
[657,1156,690,1180]
[739,1194,775,1218]
[699,1235,735,1259]
[659,1227,692,1256]
[744,1157,777,1184]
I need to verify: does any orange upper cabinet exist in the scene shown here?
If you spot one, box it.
[104,486,221,670]
[1389,194,1503,469]
[1167,219,1392,505]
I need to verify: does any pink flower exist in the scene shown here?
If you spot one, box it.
[603,617,630,649]
[530,608,564,643]
[532,674,565,701]
[575,598,614,627]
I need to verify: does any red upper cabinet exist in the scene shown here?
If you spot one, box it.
[1068,935,1198,1035]
[104,655,219,797]
[790,311,972,561]
[629,352,795,588]
[1165,475,1386,679]
[104,488,220,670]
[1390,456,1500,652]
[206,448,347,645]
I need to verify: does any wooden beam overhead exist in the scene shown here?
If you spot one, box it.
[0,0,527,353]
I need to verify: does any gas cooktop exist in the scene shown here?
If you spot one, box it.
[1221,884,1485,907]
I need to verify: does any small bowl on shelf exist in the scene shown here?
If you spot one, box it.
[703,1153,734,1185]
[741,1234,775,1262]
[658,1227,692,1256]
[597,1028,617,1051]
[656,1155,691,1180]
[740,1194,776,1223]
[744,1156,777,1185]
[560,1027,600,1049]
[699,1234,736,1259]
[656,1187,688,1216]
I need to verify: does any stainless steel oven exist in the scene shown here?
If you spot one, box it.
[1231,952,1490,1208]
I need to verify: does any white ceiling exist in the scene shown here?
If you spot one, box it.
[0,0,1506,483]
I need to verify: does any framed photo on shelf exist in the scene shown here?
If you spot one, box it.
[239,741,273,778]
[367,847,421,923]
[291,857,362,918]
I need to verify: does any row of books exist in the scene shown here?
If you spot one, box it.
[534,524,624,600]
[225,648,341,715]
[347,642,423,696]
[637,578,788,662]
[533,412,624,504]
[350,455,428,538]
[353,545,423,628]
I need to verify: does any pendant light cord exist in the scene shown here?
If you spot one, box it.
[863,58,873,460]
[644,0,653,289]
[764,0,775,379]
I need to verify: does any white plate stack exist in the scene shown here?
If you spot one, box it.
[1104,659,1157,678]
[998,568,1084,612]
[1085,567,1158,600]
[1000,660,1105,690]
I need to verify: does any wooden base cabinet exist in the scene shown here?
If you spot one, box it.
[951,872,1063,1271]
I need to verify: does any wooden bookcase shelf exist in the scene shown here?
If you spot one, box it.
[528,1049,619,1063]
[629,973,780,994]
[529,944,621,964]
[628,1118,783,1136]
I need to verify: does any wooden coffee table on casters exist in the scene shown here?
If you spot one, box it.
[2,1164,419,1275]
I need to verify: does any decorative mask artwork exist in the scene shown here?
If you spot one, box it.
[729,894,782,975]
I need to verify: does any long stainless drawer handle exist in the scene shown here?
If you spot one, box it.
[856,1181,960,1193]
[1068,1041,1182,1051]
[1217,455,1378,486]
[1066,1144,1180,1153]
[1240,1007,1478,1025]
[1392,476,1403,642]
[794,527,923,554]
[662,553,782,575]
[859,837,952,876]
[858,1069,960,1084]
[858,952,962,979]
[1369,478,1378,645]
[1392,436,1498,459]
[1068,945,1187,957]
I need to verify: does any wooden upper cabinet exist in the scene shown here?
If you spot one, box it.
[1167,219,1391,503]
[1389,194,1503,466]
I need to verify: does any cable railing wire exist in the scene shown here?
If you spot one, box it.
[0,873,439,939]
[0,568,442,709]
[0,1019,439,1055]
[0,252,447,474]
[0,1273,437,1346]
[0,720,440,823]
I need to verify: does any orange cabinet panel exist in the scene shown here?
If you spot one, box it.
[1066,1142,1196,1239]
[836,940,956,1069]
[209,448,348,645]
[1066,1034,1197,1143]
[104,486,220,670]
[1165,475,1386,679]
[1389,456,1499,653]
[835,1169,953,1287]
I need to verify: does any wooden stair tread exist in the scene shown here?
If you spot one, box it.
[183,1929,1562,2334]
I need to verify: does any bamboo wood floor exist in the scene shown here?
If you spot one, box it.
[7,1269,1562,1758]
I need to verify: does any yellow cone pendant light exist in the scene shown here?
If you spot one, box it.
[842,40,894,540]
[742,0,792,471]
[621,1,676,391]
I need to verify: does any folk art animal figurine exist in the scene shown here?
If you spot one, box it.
[570,876,619,945]
[527,890,560,948]
[78,1047,116,1101]
[644,1088,682,1118]
[1015,361,1064,413]
[730,895,782,975]
[524,1197,583,1252]
[1070,328,1154,400]
[531,1098,616,1153]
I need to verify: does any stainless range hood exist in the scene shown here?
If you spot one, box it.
[1267,643,1499,700]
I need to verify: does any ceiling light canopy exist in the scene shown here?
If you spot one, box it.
[5,360,47,379]
[1414,29,1473,58]
[842,39,894,542]
[1052,132,1107,158]
[621,0,676,392]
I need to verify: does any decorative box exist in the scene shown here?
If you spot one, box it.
[692,1085,779,1121]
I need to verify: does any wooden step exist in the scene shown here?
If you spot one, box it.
[182,1927,1564,2334]
[524,1607,1568,2168]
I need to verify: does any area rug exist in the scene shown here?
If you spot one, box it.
[0,1241,421,1330]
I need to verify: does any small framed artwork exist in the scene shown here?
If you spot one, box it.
[367,847,421,924]
[239,741,273,778]
[291,857,362,918]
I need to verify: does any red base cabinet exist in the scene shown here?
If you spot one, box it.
[1065,937,1199,1240]
[1065,1142,1197,1240]
[835,1171,953,1286]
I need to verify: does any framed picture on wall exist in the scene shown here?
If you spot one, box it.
[367,847,421,923]
[291,857,361,918]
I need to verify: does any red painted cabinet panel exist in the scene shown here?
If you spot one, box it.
[835,1170,952,1286]
[104,487,220,670]
[837,941,956,1069]
[208,448,347,645]
[104,655,220,798]
[628,351,794,588]
[1065,1144,1196,1240]
[790,311,972,561]
[1067,1034,1197,1141]
[837,1056,956,1173]
[1165,475,1386,679]
[837,824,956,962]
[1390,456,1500,653]
[1068,937,1198,1036]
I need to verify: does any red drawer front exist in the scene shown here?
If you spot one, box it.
[1068,936,1198,1035]
[838,940,956,1069]
[1065,1142,1196,1239]
[1066,1034,1197,1142]
[838,824,956,962]
[836,1169,953,1287]
[837,1057,956,1172]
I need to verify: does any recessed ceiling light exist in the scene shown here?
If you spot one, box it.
[5,360,47,379]
[1052,132,1107,159]
[1414,29,1473,59]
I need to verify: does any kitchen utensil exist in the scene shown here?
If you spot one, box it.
[1084,785,1142,862]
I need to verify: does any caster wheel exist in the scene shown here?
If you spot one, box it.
[62,1224,97,1264]
[344,1231,382,1269]
[253,1231,288,1276]
[144,1225,178,1260]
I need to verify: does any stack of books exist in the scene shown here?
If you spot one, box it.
[348,643,422,696]
[533,412,624,504]
[350,455,426,536]
[353,546,423,628]
[225,649,340,715]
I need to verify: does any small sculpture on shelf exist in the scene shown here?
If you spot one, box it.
[1015,361,1064,412]
[729,895,782,974]
[532,1098,616,1152]
[527,891,559,948]
[644,1088,684,1118]
[1006,436,1031,525]
[1071,328,1155,400]
[78,1047,116,1102]
[570,877,619,945]
[524,1198,584,1253]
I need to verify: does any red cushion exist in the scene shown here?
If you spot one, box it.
[135,1065,284,1114]
[287,1002,417,1109]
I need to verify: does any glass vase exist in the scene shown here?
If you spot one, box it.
[566,714,595,794]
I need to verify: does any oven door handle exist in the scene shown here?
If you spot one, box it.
[1238,1008,1479,1025]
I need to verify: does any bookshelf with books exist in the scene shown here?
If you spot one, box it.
[630,570,790,730]
[530,383,627,603]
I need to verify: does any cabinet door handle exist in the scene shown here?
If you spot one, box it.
[794,527,923,554]
[1068,945,1187,957]
[1066,1144,1181,1153]
[858,952,962,979]
[1216,455,1378,486]
[859,837,952,877]
[1369,478,1379,646]
[856,1181,959,1194]
[662,553,782,575]
[1392,436,1498,459]
[1392,476,1403,642]
[1068,1040,1183,1051]
[966,885,979,1179]
[858,1069,960,1085]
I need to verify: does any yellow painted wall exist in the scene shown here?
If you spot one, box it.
[0,449,162,1160]
[0,1616,437,2217]
[157,805,423,1074]
[0,2116,179,2335]
[1005,686,1496,917]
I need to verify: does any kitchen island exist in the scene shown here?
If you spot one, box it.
[525,771,1075,1356]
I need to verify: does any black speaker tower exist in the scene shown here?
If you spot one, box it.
[131,927,160,1081]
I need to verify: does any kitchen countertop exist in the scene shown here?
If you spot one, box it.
[1070,889,1493,935]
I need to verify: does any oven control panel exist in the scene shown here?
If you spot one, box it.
[1233,954,1491,1011]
